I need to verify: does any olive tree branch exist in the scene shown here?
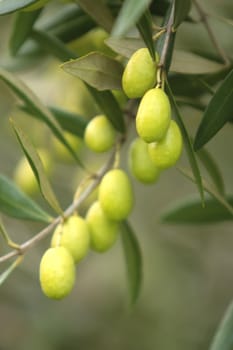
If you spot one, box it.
[0,150,116,264]
[193,0,230,66]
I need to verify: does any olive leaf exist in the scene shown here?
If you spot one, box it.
[194,68,233,150]
[0,0,37,15]
[161,194,233,224]
[209,300,233,350]
[0,175,51,223]
[75,0,114,32]
[121,221,142,305]
[11,119,63,215]
[62,52,124,91]
[10,9,42,55]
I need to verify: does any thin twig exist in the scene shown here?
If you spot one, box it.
[0,150,116,264]
[193,0,230,66]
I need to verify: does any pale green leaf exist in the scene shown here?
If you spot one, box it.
[62,52,123,91]
[11,120,62,215]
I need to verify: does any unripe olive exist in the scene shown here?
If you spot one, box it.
[129,137,160,184]
[98,169,134,221]
[148,120,183,169]
[39,247,75,300]
[136,88,171,143]
[14,149,52,195]
[84,115,116,153]
[51,215,90,263]
[122,48,157,98]
[86,201,118,252]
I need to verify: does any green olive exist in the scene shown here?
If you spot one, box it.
[148,120,183,169]
[39,247,75,300]
[98,169,134,220]
[84,115,116,153]
[51,215,90,263]
[122,48,157,98]
[86,201,119,252]
[136,88,171,143]
[129,137,160,184]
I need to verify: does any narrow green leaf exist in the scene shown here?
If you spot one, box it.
[86,85,125,133]
[50,14,96,44]
[0,256,23,286]
[0,0,37,15]
[0,68,83,166]
[171,50,225,75]
[136,10,155,60]
[210,300,233,350]
[48,106,88,138]
[0,175,51,223]
[75,0,114,32]
[197,148,225,195]
[166,82,205,204]
[11,120,62,215]
[194,69,233,150]
[105,37,145,58]
[62,52,123,91]
[173,0,191,29]
[112,0,152,37]
[161,195,233,224]
[20,104,88,138]
[10,9,42,55]
[178,167,233,216]
[121,220,142,305]
[31,29,76,61]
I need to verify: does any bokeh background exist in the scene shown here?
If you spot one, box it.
[0,1,233,349]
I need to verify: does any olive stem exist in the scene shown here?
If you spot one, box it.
[158,1,175,72]
[193,0,230,66]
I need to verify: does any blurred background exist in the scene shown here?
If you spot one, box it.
[0,1,233,349]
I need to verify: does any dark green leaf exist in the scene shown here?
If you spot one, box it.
[197,148,225,195]
[166,82,205,204]
[0,175,51,223]
[178,167,233,216]
[50,14,96,44]
[75,0,114,32]
[112,0,152,37]
[31,29,76,61]
[0,0,37,15]
[173,0,191,29]
[10,9,42,55]
[136,10,155,60]
[62,52,123,91]
[194,69,233,150]
[161,195,233,224]
[48,106,88,138]
[171,50,224,75]
[156,2,176,71]
[121,220,142,305]
[20,104,88,138]
[209,300,233,350]
[86,85,125,133]
[0,68,83,166]
[11,120,62,215]
[105,37,145,58]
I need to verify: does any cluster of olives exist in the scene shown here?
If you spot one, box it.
[40,118,134,299]
[39,48,183,300]
[123,48,183,184]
